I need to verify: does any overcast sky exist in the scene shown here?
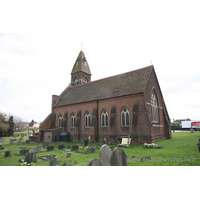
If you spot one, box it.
[0,0,200,122]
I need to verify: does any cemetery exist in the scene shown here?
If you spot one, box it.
[0,131,200,166]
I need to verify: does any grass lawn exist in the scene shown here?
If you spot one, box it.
[0,131,200,166]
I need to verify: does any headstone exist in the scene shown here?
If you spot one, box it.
[103,137,107,144]
[25,152,37,163]
[47,146,54,151]
[0,138,5,143]
[9,140,13,144]
[65,152,71,158]
[33,147,41,153]
[84,139,88,146]
[4,151,11,157]
[58,144,65,150]
[43,142,49,149]
[26,140,30,144]
[110,147,127,166]
[0,145,4,150]
[88,147,96,153]
[99,144,112,166]
[87,158,102,166]
[49,156,57,166]
[71,145,79,151]
[17,140,21,145]
[20,149,29,155]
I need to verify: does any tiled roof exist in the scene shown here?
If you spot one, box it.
[55,65,153,107]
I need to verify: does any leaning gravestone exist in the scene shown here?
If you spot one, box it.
[47,146,54,151]
[58,145,65,150]
[110,147,127,166]
[87,158,102,166]
[71,145,79,151]
[4,151,11,157]
[33,147,41,153]
[24,152,37,163]
[99,144,112,166]
[17,141,21,145]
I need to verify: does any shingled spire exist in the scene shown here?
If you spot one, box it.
[71,51,91,86]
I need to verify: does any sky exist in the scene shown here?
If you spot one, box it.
[0,0,200,122]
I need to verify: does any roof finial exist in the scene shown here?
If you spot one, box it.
[81,43,83,51]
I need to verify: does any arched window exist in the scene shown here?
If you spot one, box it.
[71,113,76,128]
[74,78,79,86]
[85,112,91,127]
[151,92,159,123]
[121,107,130,126]
[101,110,108,127]
[58,115,63,128]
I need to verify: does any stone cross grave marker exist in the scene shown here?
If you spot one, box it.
[87,158,102,166]
[110,147,127,166]
[99,144,112,166]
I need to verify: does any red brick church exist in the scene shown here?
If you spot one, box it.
[39,50,172,144]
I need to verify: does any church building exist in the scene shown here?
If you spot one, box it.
[39,50,172,144]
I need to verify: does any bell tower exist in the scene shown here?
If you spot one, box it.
[71,51,91,86]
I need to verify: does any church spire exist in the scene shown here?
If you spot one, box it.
[71,51,91,86]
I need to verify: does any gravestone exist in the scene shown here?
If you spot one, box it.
[84,139,88,146]
[99,144,112,166]
[58,145,65,150]
[33,147,41,153]
[110,147,127,166]
[49,155,57,166]
[43,142,49,149]
[9,140,13,144]
[65,152,71,158]
[87,158,102,166]
[20,149,29,155]
[47,146,54,151]
[4,151,11,157]
[0,138,5,143]
[71,145,79,151]
[88,147,96,153]
[26,140,30,144]
[17,140,21,145]
[0,145,4,150]
[103,137,107,144]
[25,152,37,163]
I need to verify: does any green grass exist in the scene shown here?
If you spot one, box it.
[0,132,200,166]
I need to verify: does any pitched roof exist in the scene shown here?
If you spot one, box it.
[55,65,153,107]
[71,51,91,75]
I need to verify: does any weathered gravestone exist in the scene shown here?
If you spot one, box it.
[9,140,13,144]
[99,144,112,166]
[0,138,5,143]
[49,155,57,166]
[65,152,71,158]
[84,139,88,146]
[110,147,127,166]
[43,142,49,149]
[17,140,21,145]
[26,140,30,144]
[47,146,54,151]
[33,147,41,153]
[88,147,96,153]
[0,145,4,150]
[87,158,102,166]
[24,152,37,163]
[71,145,79,151]
[4,151,11,157]
[58,145,65,150]
[20,149,29,155]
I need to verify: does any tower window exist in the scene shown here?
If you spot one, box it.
[84,60,87,66]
